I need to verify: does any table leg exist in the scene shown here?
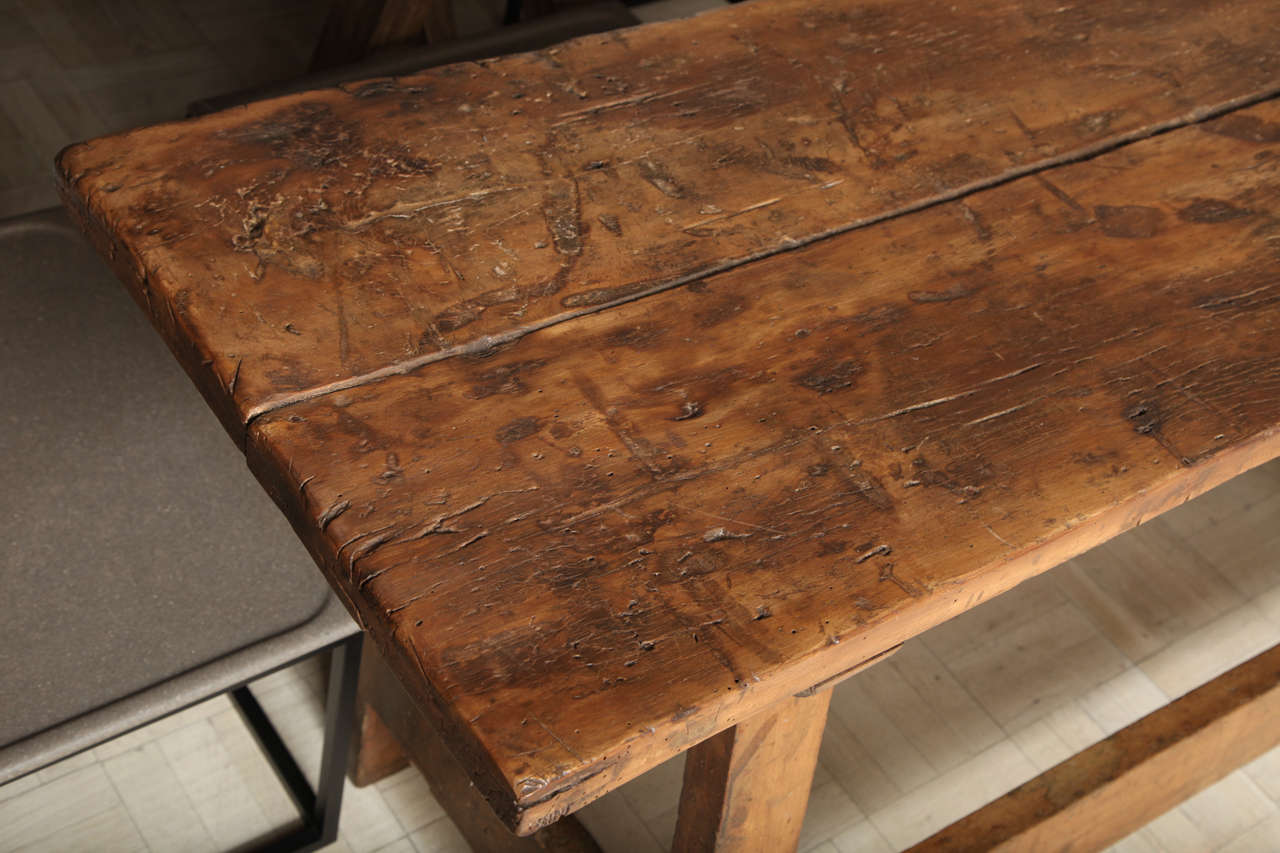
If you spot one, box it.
[672,690,832,853]
[350,690,410,787]
[352,640,601,852]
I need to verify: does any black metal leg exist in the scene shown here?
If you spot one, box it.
[229,631,364,853]
[314,631,363,846]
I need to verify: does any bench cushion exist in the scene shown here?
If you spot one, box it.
[0,211,330,749]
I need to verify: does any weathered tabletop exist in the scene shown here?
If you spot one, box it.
[58,0,1280,837]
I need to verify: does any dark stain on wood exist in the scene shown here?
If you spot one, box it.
[794,358,863,394]
[1203,112,1280,144]
[1178,198,1253,224]
[496,416,544,444]
[1095,204,1164,239]
[604,323,666,350]
[466,359,546,399]
[908,286,975,304]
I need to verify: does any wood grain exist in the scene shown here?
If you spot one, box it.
[56,0,1280,439]
[354,637,602,853]
[243,101,1280,832]
[350,697,410,787]
[671,691,831,853]
[909,643,1280,852]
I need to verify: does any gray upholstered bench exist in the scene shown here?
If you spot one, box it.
[0,209,361,851]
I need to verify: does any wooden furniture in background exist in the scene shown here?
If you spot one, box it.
[56,0,1280,848]
[311,0,458,70]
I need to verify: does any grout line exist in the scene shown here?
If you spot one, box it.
[97,759,154,853]
[821,701,911,809]
[156,720,225,846]
[240,85,1280,429]
[153,730,219,850]
[0,765,124,853]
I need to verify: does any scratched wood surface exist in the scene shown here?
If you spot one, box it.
[56,0,1280,438]
[242,100,1280,833]
[671,691,832,852]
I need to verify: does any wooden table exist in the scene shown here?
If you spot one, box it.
[57,0,1280,849]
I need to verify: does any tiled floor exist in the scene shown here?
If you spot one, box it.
[4,0,1280,850]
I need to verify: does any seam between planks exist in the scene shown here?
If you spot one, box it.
[241,86,1280,433]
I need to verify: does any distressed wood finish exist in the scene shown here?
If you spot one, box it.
[911,644,1280,851]
[56,0,1280,438]
[672,692,831,853]
[354,641,601,853]
[244,101,1280,832]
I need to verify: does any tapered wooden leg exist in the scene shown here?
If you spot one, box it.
[672,690,832,853]
[350,688,410,787]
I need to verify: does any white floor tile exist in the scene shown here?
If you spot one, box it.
[828,677,937,795]
[617,751,685,824]
[370,839,419,853]
[579,791,668,853]
[408,816,471,853]
[207,707,299,827]
[0,764,121,852]
[1176,771,1277,844]
[336,780,406,853]
[378,766,447,834]
[797,781,863,852]
[802,843,840,853]
[0,771,44,806]
[867,741,1039,850]
[819,709,907,814]
[102,740,218,852]
[1140,604,1280,698]
[1254,584,1280,627]
[1138,804,1215,853]
[318,836,356,853]
[936,600,1131,732]
[829,819,895,853]
[849,641,1005,776]
[1007,700,1105,772]
[1217,812,1280,853]
[11,804,146,853]
[1243,744,1280,805]
[157,719,273,849]
[1078,666,1169,735]
[1106,827,1167,853]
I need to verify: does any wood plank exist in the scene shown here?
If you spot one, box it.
[244,101,1280,833]
[909,643,1280,851]
[353,639,602,853]
[672,691,831,853]
[56,0,1280,439]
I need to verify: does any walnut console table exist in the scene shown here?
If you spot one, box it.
[58,0,1280,849]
